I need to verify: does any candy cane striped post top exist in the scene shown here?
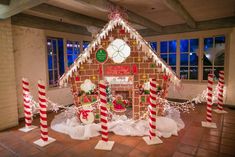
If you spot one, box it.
[149,78,157,140]
[217,71,224,111]
[22,78,32,127]
[99,80,109,142]
[206,74,213,123]
[38,80,48,141]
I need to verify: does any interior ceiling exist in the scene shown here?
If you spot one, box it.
[45,0,235,28]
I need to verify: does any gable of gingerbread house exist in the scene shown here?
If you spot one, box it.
[59,17,180,87]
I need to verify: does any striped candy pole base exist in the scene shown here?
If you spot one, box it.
[34,80,55,147]
[143,78,163,145]
[214,71,227,114]
[201,74,217,128]
[19,78,37,132]
[95,80,114,150]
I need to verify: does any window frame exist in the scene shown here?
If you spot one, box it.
[202,35,226,81]
[179,38,199,80]
[149,29,228,83]
[45,31,91,89]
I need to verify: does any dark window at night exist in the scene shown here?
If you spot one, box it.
[67,40,80,67]
[149,41,157,52]
[203,36,225,80]
[180,38,199,80]
[83,41,90,50]
[47,37,64,87]
[160,40,176,72]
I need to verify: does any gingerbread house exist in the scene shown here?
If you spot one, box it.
[59,15,180,120]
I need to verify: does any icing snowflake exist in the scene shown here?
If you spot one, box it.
[107,39,130,63]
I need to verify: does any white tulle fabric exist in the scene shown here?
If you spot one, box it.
[51,108,184,140]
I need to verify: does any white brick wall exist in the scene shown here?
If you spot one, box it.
[0,18,18,130]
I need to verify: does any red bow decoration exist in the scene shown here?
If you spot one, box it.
[79,109,91,120]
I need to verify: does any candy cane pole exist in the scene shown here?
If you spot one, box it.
[206,74,213,122]
[99,81,108,142]
[95,80,114,150]
[34,80,55,147]
[201,74,217,128]
[22,78,32,127]
[19,78,37,132]
[149,78,157,139]
[143,78,163,145]
[217,71,224,111]
[38,80,48,141]
[214,71,227,114]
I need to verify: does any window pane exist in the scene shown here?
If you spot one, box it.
[58,38,64,75]
[160,54,168,63]
[180,67,188,79]
[190,53,198,66]
[203,67,213,80]
[67,55,73,67]
[169,54,176,66]
[52,39,57,54]
[83,41,90,50]
[53,55,57,69]
[214,67,224,80]
[48,55,53,70]
[169,40,176,53]
[67,41,73,54]
[180,53,188,66]
[49,70,53,85]
[74,41,80,55]
[204,37,213,51]
[150,41,157,52]
[160,41,167,53]
[203,52,213,66]
[190,39,199,52]
[180,39,188,52]
[214,36,225,66]
[215,36,225,44]
[189,67,198,80]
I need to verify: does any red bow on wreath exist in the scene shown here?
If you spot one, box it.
[79,109,91,120]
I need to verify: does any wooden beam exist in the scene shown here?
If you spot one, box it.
[0,0,10,6]
[139,16,235,37]
[11,13,91,36]
[0,0,48,19]
[28,4,106,28]
[75,0,163,32]
[163,0,196,28]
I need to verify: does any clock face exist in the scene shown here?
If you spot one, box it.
[107,38,131,63]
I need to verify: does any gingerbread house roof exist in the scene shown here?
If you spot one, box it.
[59,17,181,86]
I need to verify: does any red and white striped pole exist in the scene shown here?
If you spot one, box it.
[217,71,224,111]
[149,78,157,140]
[143,78,163,145]
[95,80,114,150]
[34,80,56,147]
[206,74,213,123]
[22,78,32,127]
[99,80,109,142]
[38,80,48,141]
[19,78,37,132]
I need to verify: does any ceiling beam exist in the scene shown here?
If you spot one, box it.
[163,0,196,28]
[11,13,91,36]
[75,0,163,32]
[0,0,10,6]
[27,4,106,28]
[0,0,48,19]
[139,16,235,37]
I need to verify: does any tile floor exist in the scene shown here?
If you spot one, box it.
[0,104,235,157]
